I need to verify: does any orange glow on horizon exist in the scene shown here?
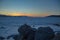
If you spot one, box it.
[0,11,49,17]
[7,13,34,17]
[6,13,49,17]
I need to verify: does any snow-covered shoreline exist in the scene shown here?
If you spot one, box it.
[0,17,60,40]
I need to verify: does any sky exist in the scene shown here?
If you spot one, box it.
[0,0,60,17]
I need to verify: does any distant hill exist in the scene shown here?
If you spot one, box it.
[0,15,8,17]
[0,14,60,17]
[0,14,30,18]
[47,15,60,17]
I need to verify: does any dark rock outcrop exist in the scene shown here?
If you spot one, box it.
[7,34,19,40]
[0,36,5,40]
[18,24,36,40]
[7,24,36,40]
[18,24,32,34]
[35,27,55,40]
[6,24,55,40]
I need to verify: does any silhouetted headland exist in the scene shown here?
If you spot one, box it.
[47,15,60,17]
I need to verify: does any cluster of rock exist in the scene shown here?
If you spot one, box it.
[1,24,59,40]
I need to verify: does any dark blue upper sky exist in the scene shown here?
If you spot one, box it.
[0,0,60,16]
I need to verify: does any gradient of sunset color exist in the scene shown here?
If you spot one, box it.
[0,0,60,17]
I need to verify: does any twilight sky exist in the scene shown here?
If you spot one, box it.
[0,0,60,17]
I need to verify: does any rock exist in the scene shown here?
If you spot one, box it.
[0,36,5,40]
[0,26,5,29]
[18,24,36,40]
[13,35,19,40]
[53,32,60,40]
[54,24,60,26]
[7,34,19,40]
[18,24,32,34]
[35,27,55,40]
[7,35,14,39]
[32,28,37,32]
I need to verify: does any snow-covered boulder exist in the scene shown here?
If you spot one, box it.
[35,27,55,40]
[18,24,36,40]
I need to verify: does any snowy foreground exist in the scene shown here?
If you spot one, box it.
[0,17,60,40]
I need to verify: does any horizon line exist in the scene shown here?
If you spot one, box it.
[0,14,60,17]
